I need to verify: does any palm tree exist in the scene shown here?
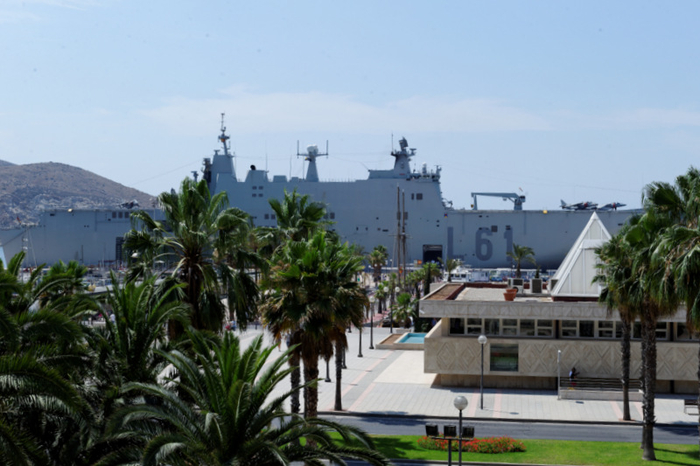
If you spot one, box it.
[0,351,93,465]
[124,177,259,334]
[268,188,328,243]
[438,257,462,282]
[421,262,441,295]
[368,245,389,284]
[109,331,390,466]
[263,231,367,418]
[38,259,88,307]
[0,254,101,465]
[642,167,700,453]
[506,244,535,279]
[328,246,367,411]
[393,292,416,328]
[594,226,637,421]
[97,275,189,385]
[626,206,679,461]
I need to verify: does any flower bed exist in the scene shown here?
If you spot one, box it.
[417,436,526,454]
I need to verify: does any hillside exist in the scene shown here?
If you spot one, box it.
[0,161,155,228]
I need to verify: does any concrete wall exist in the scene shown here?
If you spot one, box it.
[424,320,699,393]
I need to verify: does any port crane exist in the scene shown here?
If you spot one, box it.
[471,192,526,211]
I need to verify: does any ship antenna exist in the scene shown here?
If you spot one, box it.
[219,112,231,158]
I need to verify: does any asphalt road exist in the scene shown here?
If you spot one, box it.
[321,413,699,445]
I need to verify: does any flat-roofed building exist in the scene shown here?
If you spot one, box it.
[419,213,698,394]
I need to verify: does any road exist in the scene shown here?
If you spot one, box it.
[322,413,699,445]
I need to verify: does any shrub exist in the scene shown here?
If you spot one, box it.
[417,435,526,454]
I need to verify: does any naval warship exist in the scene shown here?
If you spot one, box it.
[0,118,637,269]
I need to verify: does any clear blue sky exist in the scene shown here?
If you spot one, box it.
[2,1,699,210]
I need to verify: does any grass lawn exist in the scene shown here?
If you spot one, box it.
[364,436,700,465]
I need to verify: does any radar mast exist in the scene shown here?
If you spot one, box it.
[296,140,328,182]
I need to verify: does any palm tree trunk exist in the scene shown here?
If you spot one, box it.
[289,350,301,415]
[621,317,631,421]
[303,357,320,419]
[334,340,344,411]
[696,339,700,455]
[641,317,657,461]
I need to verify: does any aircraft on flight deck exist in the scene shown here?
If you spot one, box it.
[560,200,598,211]
[597,202,626,211]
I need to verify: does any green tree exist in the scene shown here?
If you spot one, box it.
[506,244,535,279]
[124,177,259,334]
[263,232,366,418]
[626,207,679,461]
[393,292,416,328]
[594,226,637,422]
[438,257,462,283]
[642,167,700,454]
[110,331,389,466]
[38,259,88,307]
[368,245,389,284]
[268,188,328,242]
[421,262,441,295]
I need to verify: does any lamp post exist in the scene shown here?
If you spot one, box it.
[369,295,376,349]
[478,334,488,410]
[325,358,331,383]
[557,349,561,400]
[358,313,363,358]
[454,395,468,466]
[392,286,400,334]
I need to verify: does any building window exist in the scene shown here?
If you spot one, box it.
[597,321,614,338]
[490,344,518,372]
[411,193,415,200]
[656,323,668,340]
[561,320,577,337]
[449,318,465,335]
[677,323,691,340]
[484,319,500,336]
[561,320,595,338]
[264,214,269,220]
[466,318,482,335]
[252,186,257,190]
[520,319,535,336]
[502,319,518,336]
[416,193,423,200]
[537,320,553,337]
[580,321,594,337]
[271,214,276,220]
[112,212,116,218]
[330,212,335,219]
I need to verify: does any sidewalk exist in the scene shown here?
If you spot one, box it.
[237,326,698,427]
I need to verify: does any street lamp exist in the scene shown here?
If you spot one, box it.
[454,395,468,466]
[369,296,376,349]
[557,349,561,400]
[392,286,401,334]
[358,312,363,358]
[478,334,488,409]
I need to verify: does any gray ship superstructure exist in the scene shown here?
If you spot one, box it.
[0,208,137,268]
[0,118,638,269]
[203,118,636,270]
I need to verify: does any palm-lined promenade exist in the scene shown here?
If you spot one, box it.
[2,167,700,464]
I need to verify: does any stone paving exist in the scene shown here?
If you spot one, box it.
[237,325,698,427]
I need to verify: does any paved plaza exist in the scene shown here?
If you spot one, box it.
[237,325,699,427]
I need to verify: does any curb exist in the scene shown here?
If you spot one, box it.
[319,410,698,429]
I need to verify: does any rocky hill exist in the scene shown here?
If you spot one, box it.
[0,161,155,228]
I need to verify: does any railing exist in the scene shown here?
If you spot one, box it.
[560,377,642,391]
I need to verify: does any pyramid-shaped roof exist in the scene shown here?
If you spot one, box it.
[550,212,611,297]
